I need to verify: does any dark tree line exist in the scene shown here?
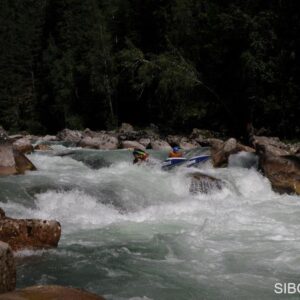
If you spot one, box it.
[0,0,299,138]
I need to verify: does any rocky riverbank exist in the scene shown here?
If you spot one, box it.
[1,123,299,195]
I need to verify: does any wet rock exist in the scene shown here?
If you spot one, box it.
[57,129,83,143]
[13,150,36,174]
[12,138,33,154]
[79,135,118,150]
[34,144,53,151]
[179,140,199,150]
[251,136,291,156]
[42,135,57,142]
[0,285,106,300]
[0,210,61,251]
[150,140,172,151]
[256,145,300,195]
[166,135,182,146]
[138,138,151,148]
[212,138,255,167]
[0,142,17,175]
[0,241,16,294]
[8,135,24,142]
[121,140,145,150]
[188,172,225,194]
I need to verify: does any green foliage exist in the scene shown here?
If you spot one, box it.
[0,0,299,138]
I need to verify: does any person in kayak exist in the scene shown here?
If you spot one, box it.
[168,146,183,158]
[133,148,149,164]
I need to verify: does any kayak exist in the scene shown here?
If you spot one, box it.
[186,155,210,167]
[162,155,210,170]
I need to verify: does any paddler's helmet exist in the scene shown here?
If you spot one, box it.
[133,148,146,157]
[172,146,180,152]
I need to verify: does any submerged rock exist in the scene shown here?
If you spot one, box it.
[0,285,106,300]
[188,172,225,194]
[0,241,16,294]
[0,209,61,251]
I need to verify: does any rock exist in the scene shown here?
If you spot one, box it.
[42,135,57,142]
[179,140,199,150]
[150,140,172,151]
[118,122,134,133]
[289,143,300,155]
[34,144,53,151]
[212,138,255,167]
[0,210,61,251]
[251,136,291,156]
[0,142,17,175]
[8,135,24,142]
[188,172,225,194]
[0,285,106,300]
[121,141,145,150]
[13,150,36,174]
[79,135,118,150]
[138,138,151,148]
[0,241,16,294]
[166,135,182,146]
[256,145,300,195]
[57,129,83,143]
[12,138,33,154]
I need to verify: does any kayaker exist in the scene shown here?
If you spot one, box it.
[132,148,149,164]
[168,146,183,158]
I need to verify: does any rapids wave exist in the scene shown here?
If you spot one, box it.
[1,146,300,300]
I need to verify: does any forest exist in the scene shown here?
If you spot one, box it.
[0,0,299,139]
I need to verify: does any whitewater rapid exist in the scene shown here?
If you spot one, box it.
[1,147,300,300]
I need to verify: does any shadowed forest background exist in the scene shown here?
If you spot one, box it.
[0,0,299,139]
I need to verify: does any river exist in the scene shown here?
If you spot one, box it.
[0,145,300,300]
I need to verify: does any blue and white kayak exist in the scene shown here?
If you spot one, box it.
[186,155,210,167]
[161,157,187,170]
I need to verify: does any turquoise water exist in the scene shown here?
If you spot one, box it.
[1,147,300,300]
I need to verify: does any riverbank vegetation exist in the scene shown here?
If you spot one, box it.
[0,0,299,139]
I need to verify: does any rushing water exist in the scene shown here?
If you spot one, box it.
[0,146,300,300]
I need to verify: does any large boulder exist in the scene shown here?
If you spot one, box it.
[13,150,36,174]
[251,136,291,156]
[256,145,300,195]
[138,138,151,148]
[0,285,106,300]
[212,138,255,167]
[42,135,57,142]
[0,209,61,251]
[57,129,83,143]
[0,241,16,294]
[150,140,172,151]
[0,142,17,175]
[121,140,145,150]
[12,138,33,154]
[188,172,225,194]
[79,135,118,150]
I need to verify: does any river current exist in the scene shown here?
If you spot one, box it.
[0,145,300,300]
